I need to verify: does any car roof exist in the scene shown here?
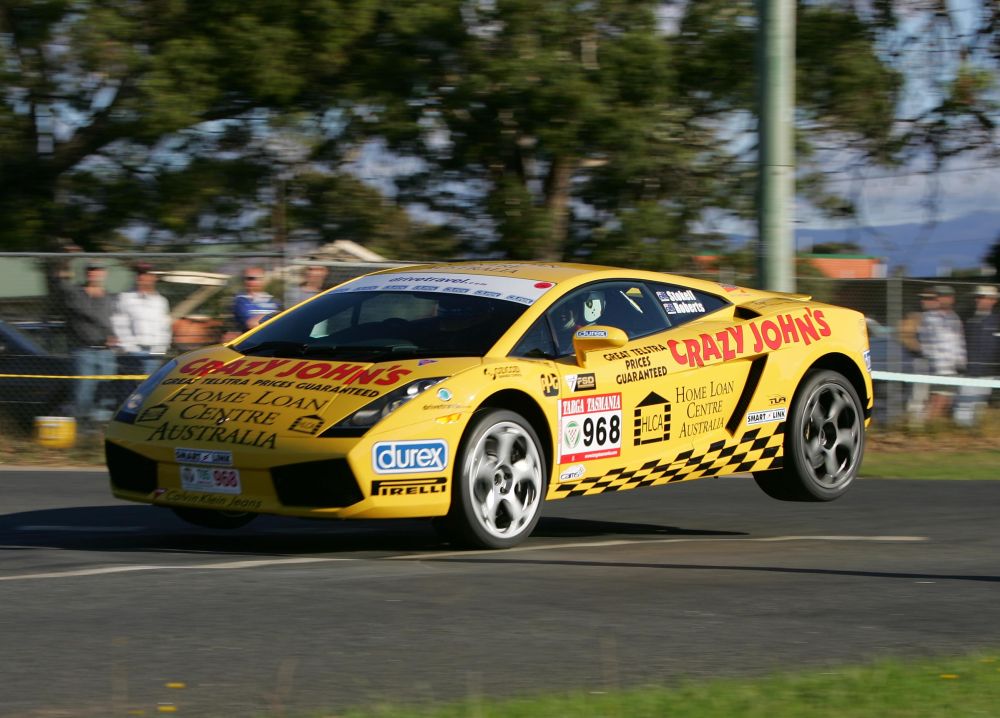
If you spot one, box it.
[373,260,754,299]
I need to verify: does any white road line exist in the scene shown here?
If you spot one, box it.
[386,535,929,560]
[0,535,929,581]
[0,557,352,582]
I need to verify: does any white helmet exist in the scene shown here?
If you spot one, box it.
[582,292,604,323]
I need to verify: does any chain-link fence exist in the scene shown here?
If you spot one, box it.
[1,254,996,442]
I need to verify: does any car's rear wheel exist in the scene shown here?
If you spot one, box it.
[754,369,864,502]
[170,507,258,529]
[443,409,546,549]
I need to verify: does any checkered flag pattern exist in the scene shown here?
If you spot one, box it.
[550,422,786,499]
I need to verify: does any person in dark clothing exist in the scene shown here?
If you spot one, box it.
[955,284,999,426]
[64,262,119,421]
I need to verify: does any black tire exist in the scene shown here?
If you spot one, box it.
[754,369,865,502]
[170,506,258,529]
[442,409,547,549]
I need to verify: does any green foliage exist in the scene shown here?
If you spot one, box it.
[0,0,383,251]
[0,0,997,264]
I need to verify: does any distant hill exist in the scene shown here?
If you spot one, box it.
[795,211,1000,276]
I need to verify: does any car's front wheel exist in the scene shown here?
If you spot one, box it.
[443,409,546,549]
[754,369,864,502]
[170,507,258,529]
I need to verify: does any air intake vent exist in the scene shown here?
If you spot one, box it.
[734,306,761,320]
[271,458,364,508]
[105,441,158,494]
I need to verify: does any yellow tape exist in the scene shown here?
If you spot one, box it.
[0,374,149,380]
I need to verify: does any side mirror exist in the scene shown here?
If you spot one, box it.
[572,325,628,366]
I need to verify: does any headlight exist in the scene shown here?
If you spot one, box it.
[114,359,178,424]
[321,377,448,436]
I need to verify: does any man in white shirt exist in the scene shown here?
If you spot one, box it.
[112,263,172,375]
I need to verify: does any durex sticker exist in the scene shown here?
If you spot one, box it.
[372,440,448,474]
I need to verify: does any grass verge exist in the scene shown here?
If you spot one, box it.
[331,653,1000,718]
[862,449,1000,480]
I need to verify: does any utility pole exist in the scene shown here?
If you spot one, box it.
[757,0,796,292]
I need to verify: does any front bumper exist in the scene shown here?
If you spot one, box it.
[105,425,454,520]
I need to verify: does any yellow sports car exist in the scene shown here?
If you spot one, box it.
[106,262,872,548]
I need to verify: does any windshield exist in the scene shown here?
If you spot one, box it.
[233,290,530,361]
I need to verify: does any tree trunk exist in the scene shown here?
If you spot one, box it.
[542,156,573,262]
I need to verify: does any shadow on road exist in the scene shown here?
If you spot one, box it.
[424,556,1000,584]
[0,505,745,556]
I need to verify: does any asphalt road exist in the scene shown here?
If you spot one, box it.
[1,469,998,717]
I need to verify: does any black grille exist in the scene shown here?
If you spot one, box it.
[105,441,158,494]
[271,458,364,508]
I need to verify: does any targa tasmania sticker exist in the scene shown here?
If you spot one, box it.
[558,393,622,463]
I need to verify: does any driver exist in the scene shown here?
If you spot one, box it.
[581,291,604,324]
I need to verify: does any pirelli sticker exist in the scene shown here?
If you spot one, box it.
[371,477,447,496]
[558,392,622,464]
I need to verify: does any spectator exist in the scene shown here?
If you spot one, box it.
[112,262,172,375]
[63,261,118,422]
[918,285,966,422]
[233,267,281,333]
[904,289,936,422]
[286,261,329,306]
[955,284,999,427]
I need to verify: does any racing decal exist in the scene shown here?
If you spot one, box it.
[541,373,559,397]
[565,373,597,392]
[667,308,832,368]
[484,365,521,380]
[372,439,449,475]
[863,349,872,373]
[332,272,556,305]
[153,489,263,512]
[174,448,232,466]
[146,422,277,449]
[602,344,669,362]
[558,393,622,463]
[656,289,706,315]
[550,423,785,499]
[614,357,668,385]
[180,465,241,495]
[176,358,410,388]
[166,387,329,413]
[558,464,586,482]
[136,404,167,423]
[575,329,608,339]
[422,262,562,275]
[288,414,325,435]
[371,477,447,496]
[633,392,671,446]
[746,408,786,425]
[674,380,735,438]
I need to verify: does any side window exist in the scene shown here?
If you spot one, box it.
[646,281,729,329]
[544,282,671,357]
[511,317,557,359]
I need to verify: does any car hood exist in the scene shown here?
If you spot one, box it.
[132,347,481,440]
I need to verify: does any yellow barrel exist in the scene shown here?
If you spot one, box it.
[34,416,77,449]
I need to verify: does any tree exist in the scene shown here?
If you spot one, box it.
[0,0,382,250]
[349,1,735,268]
